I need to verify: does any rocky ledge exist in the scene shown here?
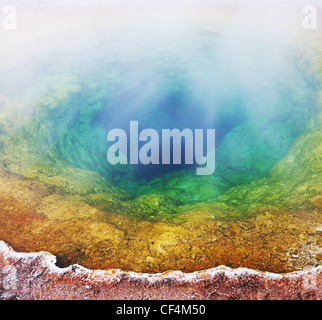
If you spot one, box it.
[0,241,321,300]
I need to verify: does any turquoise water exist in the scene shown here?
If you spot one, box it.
[0,4,321,273]
[0,31,318,202]
[43,35,319,194]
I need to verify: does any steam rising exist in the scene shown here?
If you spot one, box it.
[0,0,319,182]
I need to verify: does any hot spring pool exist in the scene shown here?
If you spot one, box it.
[0,2,321,274]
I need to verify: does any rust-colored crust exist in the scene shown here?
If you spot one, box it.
[0,241,321,300]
